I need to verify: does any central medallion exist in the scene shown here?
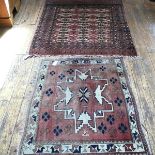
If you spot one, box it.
[54,69,113,134]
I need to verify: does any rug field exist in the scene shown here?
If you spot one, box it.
[29,0,137,56]
[21,58,149,154]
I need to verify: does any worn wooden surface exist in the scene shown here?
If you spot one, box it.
[0,0,155,154]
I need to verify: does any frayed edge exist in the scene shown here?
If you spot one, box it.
[24,54,141,61]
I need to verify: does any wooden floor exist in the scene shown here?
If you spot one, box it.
[0,0,155,154]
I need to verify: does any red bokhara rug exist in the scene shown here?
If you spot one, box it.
[21,58,149,154]
[29,0,137,56]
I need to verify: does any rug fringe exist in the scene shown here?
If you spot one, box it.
[24,54,142,61]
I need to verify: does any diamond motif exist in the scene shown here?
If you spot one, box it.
[58,74,65,80]
[78,87,90,103]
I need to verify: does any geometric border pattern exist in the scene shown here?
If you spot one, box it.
[21,58,149,154]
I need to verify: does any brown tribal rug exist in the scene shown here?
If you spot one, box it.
[29,0,137,56]
[21,58,149,154]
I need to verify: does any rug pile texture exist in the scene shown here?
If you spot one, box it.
[29,0,137,56]
[21,58,149,154]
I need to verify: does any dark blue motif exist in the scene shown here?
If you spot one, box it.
[130,116,135,124]
[40,74,45,80]
[28,137,33,145]
[118,123,128,133]
[100,66,106,71]
[38,84,42,90]
[34,101,39,108]
[106,144,114,151]
[42,112,50,122]
[32,115,37,122]
[96,59,102,64]
[73,146,82,153]
[83,59,90,64]
[45,88,53,96]
[98,123,107,134]
[116,63,122,69]
[51,146,59,153]
[44,65,47,68]
[53,126,63,136]
[79,87,89,103]
[90,145,101,152]
[119,72,123,76]
[60,61,66,64]
[122,82,127,90]
[36,147,45,153]
[58,74,65,80]
[133,131,139,140]
[96,110,103,116]
[50,71,55,76]
[67,69,74,74]
[110,77,117,84]
[114,97,123,106]
[107,115,115,125]
[126,97,131,103]
[72,59,79,64]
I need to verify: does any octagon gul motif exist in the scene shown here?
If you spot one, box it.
[30,1,137,56]
[54,69,113,134]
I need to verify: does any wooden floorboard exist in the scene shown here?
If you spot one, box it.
[0,0,155,154]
